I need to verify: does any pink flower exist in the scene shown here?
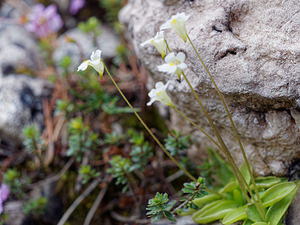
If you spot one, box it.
[0,184,10,215]
[25,4,63,38]
[69,0,85,15]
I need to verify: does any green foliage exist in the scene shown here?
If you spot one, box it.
[78,17,101,36]
[113,44,130,66]
[67,117,99,162]
[55,99,74,115]
[146,193,176,222]
[198,159,215,188]
[108,155,134,192]
[23,197,47,216]
[129,131,153,170]
[104,131,122,146]
[164,130,190,156]
[186,162,300,225]
[99,0,123,22]
[79,165,100,184]
[182,177,207,201]
[22,125,43,153]
[206,148,235,186]
[3,169,22,195]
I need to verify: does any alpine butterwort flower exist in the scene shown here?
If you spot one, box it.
[141,31,167,59]
[157,52,187,80]
[147,82,174,107]
[160,12,190,42]
[77,49,104,78]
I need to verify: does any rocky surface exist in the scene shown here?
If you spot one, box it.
[53,26,120,73]
[0,23,41,77]
[119,0,300,176]
[0,75,52,145]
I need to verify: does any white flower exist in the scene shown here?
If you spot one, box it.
[147,82,173,107]
[160,12,190,42]
[77,49,104,78]
[157,52,187,80]
[141,31,167,59]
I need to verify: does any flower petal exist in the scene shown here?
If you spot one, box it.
[77,60,89,71]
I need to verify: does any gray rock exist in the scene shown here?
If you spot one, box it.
[53,26,120,73]
[119,0,300,176]
[0,75,52,145]
[0,0,36,18]
[0,23,41,76]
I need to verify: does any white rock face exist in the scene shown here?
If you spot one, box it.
[119,0,300,175]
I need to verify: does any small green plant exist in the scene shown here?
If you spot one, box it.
[59,55,72,77]
[67,117,99,162]
[113,44,130,66]
[23,125,46,170]
[146,193,176,222]
[4,169,23,197]
[78,17,101,36]
[104,131,122,146]
[108,155,134,192]
[23,197,47,216]
[99,0,123,22]
[164,130,190,156]
[129,131,153,170]
[79,165,100,184]
[55,99,74,115]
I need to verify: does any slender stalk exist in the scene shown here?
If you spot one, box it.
[186,34,264,216]
[102,62,196,182]
[165,40,171,53]
[171,106,222,151]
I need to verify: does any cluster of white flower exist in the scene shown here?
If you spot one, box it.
[141,12,190,107]
[77,12,190,108]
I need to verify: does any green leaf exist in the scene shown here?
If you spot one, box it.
[240,162,251,185]
[252,176,285,189]
[192,193,221,209]
[246,204,263,222]
[251,223,268,225]
[261,182,296,207]
[164,211,176,222]
[242,219,254,225]
[177,208,196,216]
[192,200,240,224]
[219,181,238,194]
[233,189,244,205]
[222,206,247,225]
[207,148,235,185]
[266,181,300,225]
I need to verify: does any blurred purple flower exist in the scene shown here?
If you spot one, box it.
[69,0,85,15]
[25,4,63,38]
[0,184,10,215]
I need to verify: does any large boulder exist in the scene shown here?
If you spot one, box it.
[119,0,300,176]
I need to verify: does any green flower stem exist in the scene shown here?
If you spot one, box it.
[165,40,171,53]
[181,71,253,204]
[182,71,265,218]
[186,34,264,214]
[171,106,222,151]
[103,62,196,182]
